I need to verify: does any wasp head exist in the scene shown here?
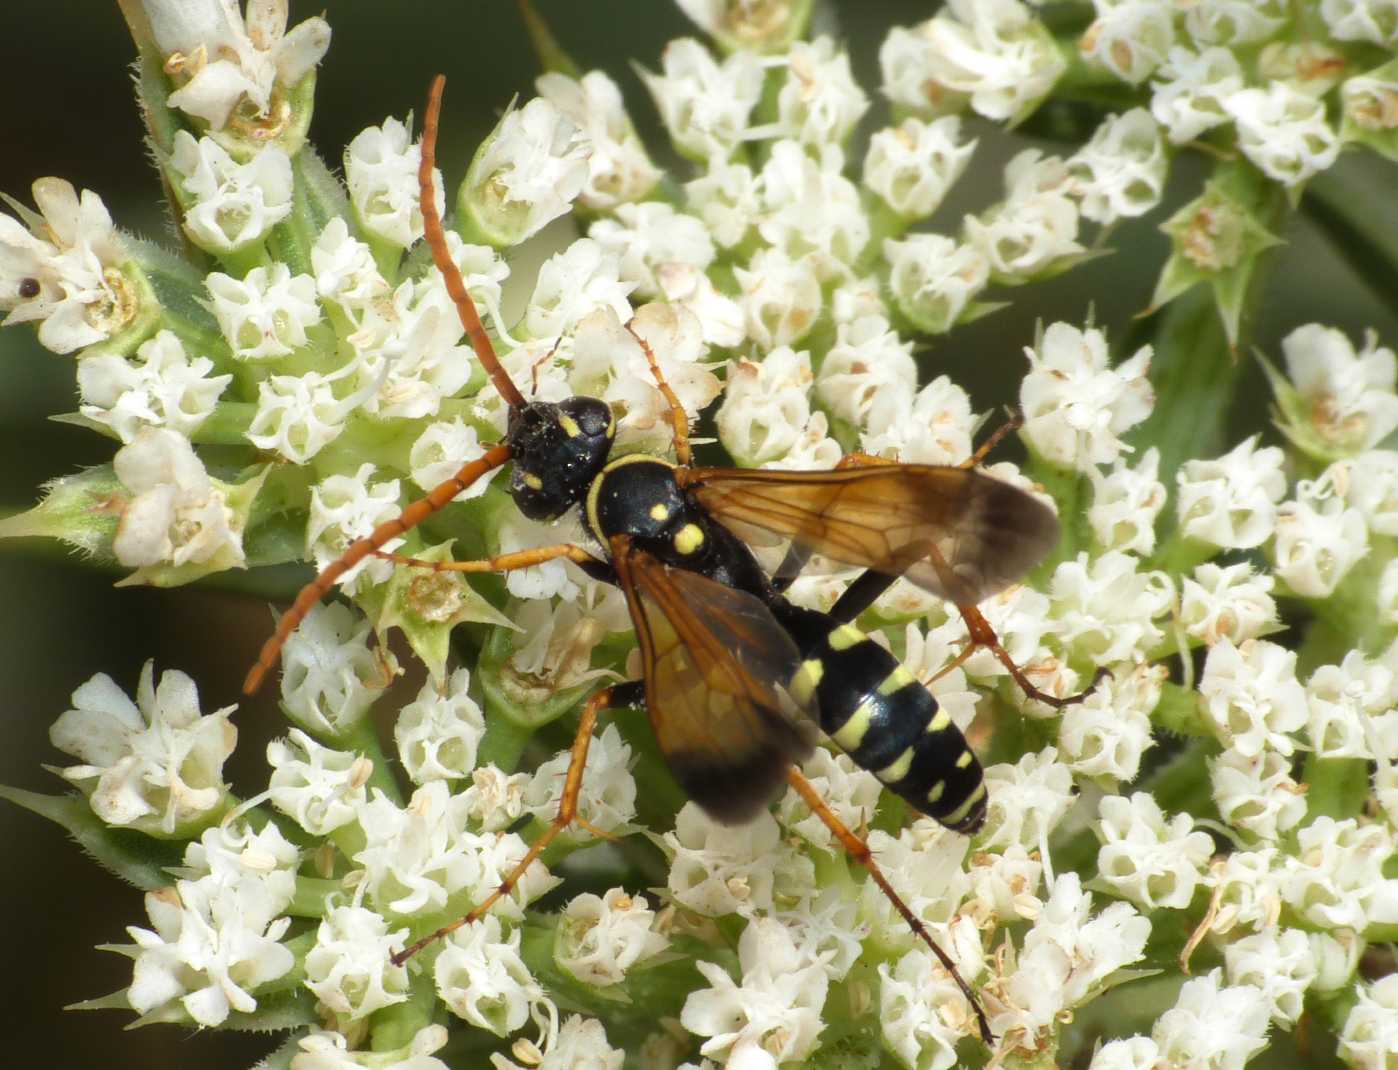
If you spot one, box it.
[506,397,614,519]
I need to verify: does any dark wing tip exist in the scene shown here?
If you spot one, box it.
[961,471,1060,597]
[665,720,812,825]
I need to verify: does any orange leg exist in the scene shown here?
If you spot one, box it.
[242,445,512,695]
[786,769,995,1047]
[391,686,619,966]
[625,320,692,467]
[961,411,1023,470]
[371,543,606,574]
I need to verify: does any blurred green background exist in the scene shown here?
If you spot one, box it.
[1,3,1394,1067]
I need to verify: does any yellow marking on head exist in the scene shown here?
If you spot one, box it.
[877,666,917,696]
[877,746,915,784]
[650,502,671,522]
[927,781,945,804]
[827,623,866,652]
[559,414,582,438]
[831,700,874,752]
[941,782,987,828]
[789,659,824,707]
[521,471,544,491]
[955,749,974,769]
[927,708,952,733]
[673,523,705,555]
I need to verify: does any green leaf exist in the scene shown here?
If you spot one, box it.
[0,785,183,890]
[0,464,123,558]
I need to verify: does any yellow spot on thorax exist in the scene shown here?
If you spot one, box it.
[521,471,543,491]
[650,502,671,522]
[673,523,705,555]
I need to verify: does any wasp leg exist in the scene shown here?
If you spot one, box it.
[391,682,644,966]
[960,410,1023,469]
[625,321,692,467]
[770,543,812,594]
[827,567,899,624]
[243,445,513,695]
[785,768,995,1046]
[370,543,608,574]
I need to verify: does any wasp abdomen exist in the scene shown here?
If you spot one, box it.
[776,605,987,835]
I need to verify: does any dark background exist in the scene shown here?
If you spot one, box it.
[1,3,1393,1068]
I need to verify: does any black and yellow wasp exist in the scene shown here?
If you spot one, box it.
[244,76,1083,1044]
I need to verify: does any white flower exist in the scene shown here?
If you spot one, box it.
[1059,662,1163,783]
[125,876,294,1027]
[1341,450,1398,536]
[1080,1,1175,85]
[491,1015,625,1070]
[965,844,1044,925]
[680,918,828,1065]
[266,727,371,836]
[143,0,330,129]
[0,178,132,354]
[684,159,760,250]
[966,150,1084,282]
[776,749,882,851]
[663,803,789,917]
[1089,1037,1161,1070]
[344,116,441,249]
[524,237,633,342]
[1210,747,1307,841]
[555,888,667,987]
[1209,848,1284,935]
[466,97,591,244]
[394,669,486,784]
[523,723,636,841]
[78,329,230,443]
[278,602,386,737]
[113,427,246,571]
[756,141,869,274]
[880,941,984,1069]
[770,37,869,146]
[409,417,501,501]
[980,748,1076,859]
[305,463,403,595]
[293,1025,451,1070]
[1273,472,1369,598]
[588,202,714,300]
[863,116,975,219]
[356,781,556,920]
[1175,435,1287,549]
[1224,83,1341,187]
[1339,974,1398,1069]
[883,234,990,334]
[1087,447,1166,554]
[493,509,583,602]
[1152,970,1271,1070]
[1150,46,1245,144]
[716,346,814,466]
[206,262,320,360]
[1068,108,1168,225]
[655,262,746,348]
[1095,793,1214,910]
[434,913,549,1035]
[861,375,979,465]
[1343,63,1398,134]
[774,889,868,983]
[168,133,293,252]
[304,905,410,1020]
[1180,562,1279,646]
[1183,0,1288,45]
[1199,638,1308,758]
[638,38,764,160]
[1307,651,1398,760]
[928,580,1055,688]
[1280,817,1395,931]
[998,872,1151,1037]
[814,315,916,428]
[537,70,659,210]
[246,363,362,464]
[1281,323,1398,455]
[1224,928,1317,1026]
[1020,323,1154,471]
[49,661,234,833]
[1048,551,1174,666]
[311,218,387,317]
[734,247,822,349]
[1323,0,1398,45]
[898,1,1067,122]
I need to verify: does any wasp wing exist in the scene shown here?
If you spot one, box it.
[680,465,1058,605]
[610,535,817,824]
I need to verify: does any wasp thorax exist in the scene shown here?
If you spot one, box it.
[588,456,687,542]
[507,397,614,519]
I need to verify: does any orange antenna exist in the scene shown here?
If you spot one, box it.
[420,75,526,410]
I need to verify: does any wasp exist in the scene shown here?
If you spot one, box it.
[244,76,1094,1046]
